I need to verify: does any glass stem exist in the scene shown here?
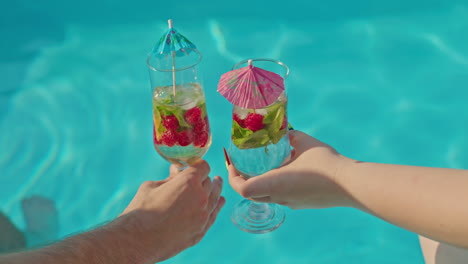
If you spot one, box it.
[250,201,267,212]
[175,161,189,172]
[248,201,271,221]
[177,166,188,172]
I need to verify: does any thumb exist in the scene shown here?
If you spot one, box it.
[289,130,322,155]
[168,164,180,179]
[241,171,278,198]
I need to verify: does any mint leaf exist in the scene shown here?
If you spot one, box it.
[232,121,253,139]
[173,108,189,128]
[198,102,207,118]
[233,137,249,149]
[241,129,270,149]
[263,103,283,124]
[251,129,270,145]
[156,105,173,117]
[268,106,286,144]
[155,104,190,128]
[270,127,287,145]
[232,101,288,149]
[233,128,270,149]
[160,97,174,105]
[270,106,285,132]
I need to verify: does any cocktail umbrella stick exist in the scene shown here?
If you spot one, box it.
[168,19,177,99]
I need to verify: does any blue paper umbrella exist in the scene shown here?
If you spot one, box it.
[152,19,197,57]
[150,19,199,96]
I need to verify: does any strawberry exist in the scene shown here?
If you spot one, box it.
[233,114,246,128]
[162,115,179,131]
[244,113,265,132]
[193,121,206,134]
[177,130,192,147]
[184,107,202,125]
[194,131,209,148]
[161,130,177,147]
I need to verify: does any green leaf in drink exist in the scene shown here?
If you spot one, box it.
[268,106,286,144]
[231,100,288,149]
[263,103,282,124]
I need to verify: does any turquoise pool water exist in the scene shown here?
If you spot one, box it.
[2,1,468,263]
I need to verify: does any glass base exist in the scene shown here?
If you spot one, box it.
[231,199,285,234]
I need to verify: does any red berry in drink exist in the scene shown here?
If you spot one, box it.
[193,121,206,134]
[162,115,179,131]
[177,130,192,147]
[244,113,265,132]
[185,107,202,125]
[161,130,177,147]
[233,114,246,128]
[194,131,208,148]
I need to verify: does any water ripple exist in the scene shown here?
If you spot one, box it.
[422,33,468,66]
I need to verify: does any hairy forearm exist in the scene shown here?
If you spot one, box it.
[341,160,468,248]
[0,216,154,264]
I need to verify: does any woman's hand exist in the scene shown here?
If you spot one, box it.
[228,130,354,209]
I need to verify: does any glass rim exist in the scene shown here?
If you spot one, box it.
[146,48,203,72]
[231,58,290,79]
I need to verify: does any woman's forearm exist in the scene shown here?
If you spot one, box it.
[0,217,153,264]
[341,160,468,248]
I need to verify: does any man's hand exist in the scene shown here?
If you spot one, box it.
[121,160,225,263]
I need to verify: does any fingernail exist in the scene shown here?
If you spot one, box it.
[223,147,231,168]
[215,176,223,184]
[288,123,294,130]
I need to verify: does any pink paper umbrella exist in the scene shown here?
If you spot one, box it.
[217,60,284,109]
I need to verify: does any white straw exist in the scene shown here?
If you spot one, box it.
[168,19,176,98]
[171,52,176,98]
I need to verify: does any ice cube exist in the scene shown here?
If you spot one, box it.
[234,107,250,119]
[180,99,197,110]
[255,109,268,116]
[277,92,286,102]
